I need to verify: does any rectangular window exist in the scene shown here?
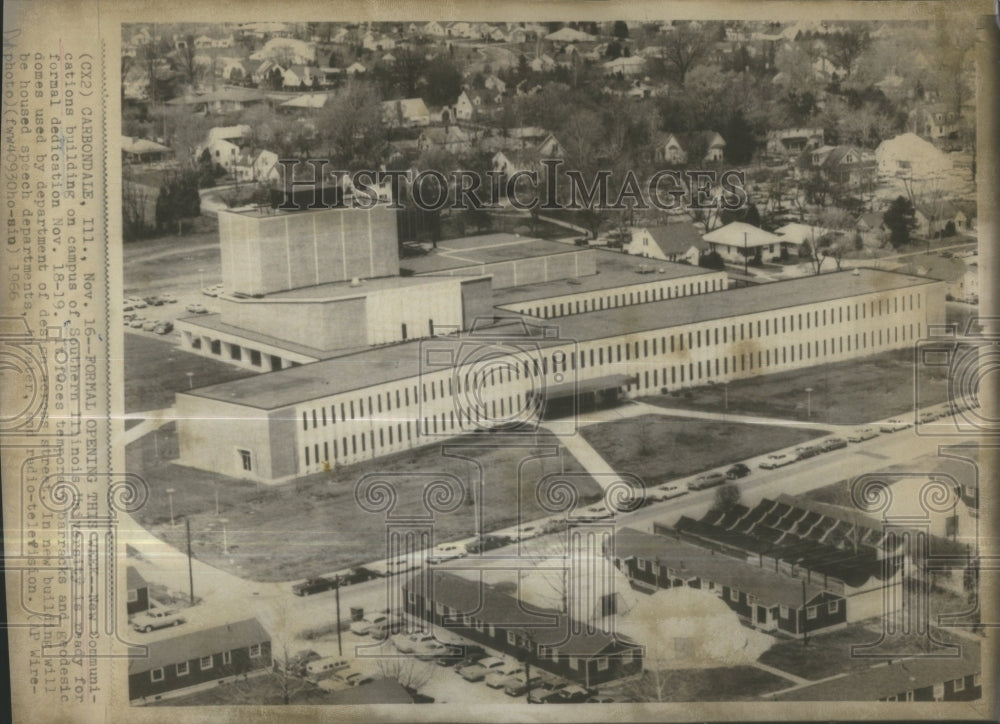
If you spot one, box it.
[150,668,164,682]
[200,656,213,671]
[933,683,944,700]
[507,631,517,645]
[239,449,252,471]
[637,559,647,571]
[953,677,965,692]
[779,605,789,618]
[176,662,189,676]
[622,649,633,664]
[596,657,609,671]
[828,600,840,614]
[223,651,232,665]
[806,606,817,620]
[569,657,579,671]
[249,644,261,658]
[729,589,739,602]
[128,589,138,603]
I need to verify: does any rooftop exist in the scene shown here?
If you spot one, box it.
[703,222,783,248]
[228,273,487,303]
[128,618,269,675]
[492,251,713,307]
[401,234,581,275]
[181,268,939,409]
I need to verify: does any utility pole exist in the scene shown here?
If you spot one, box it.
[335,581,343,657]
[801,579,808,647]
[185,518,195,605]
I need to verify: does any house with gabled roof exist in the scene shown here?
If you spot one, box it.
[914,199,961,238]
[625,223,708,265]
[653,131,726,165]
[417,125,472,154]
[403,571,643,688]
[128,618,271,704]
[381,98,430,128]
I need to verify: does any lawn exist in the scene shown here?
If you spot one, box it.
[149,672,346,706]
[124,333,255,413]
[758,622,977,682]
[640,348,951,426]
[612,666,789,701]
[579,414,826,487]
[127,426,600,582]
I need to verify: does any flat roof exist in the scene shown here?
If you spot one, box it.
[177,314,354,360]
[401,233,582,274]
[181,268,939,410]
[492,252,714,307]
[234,274,486,303]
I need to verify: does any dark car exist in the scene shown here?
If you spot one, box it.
[726,463,751,479]
[528,682,568,703]
[292,576,338,596]
[820,437,847,452]
[338,567,379,586]
[504,674,546,697]
[465,535,513,554]
[549,685,592,703]
[795,445,821,461]
[451,648,490,671]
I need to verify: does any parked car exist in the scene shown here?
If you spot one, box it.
[528,681,568,703]
[129,318,147,328]
[349,609,392,636]
[305,657,349,679]
[820,437,848,452]
[485,663,524,688]
[141,320,159,332]
[339,567,379,585]
[465,535,512,554]
[650,484,688,501]
[186,303,208,314]
[391,632,435,654]
[432,645,464,666]
[457,656,507,682]
[132,609,185,633]
[759,453,794,469]
[415,641,454,661]
[159,293,177,303]
[688,471,726,490]
[201,286,219,297]
[127,297,147,309]
[847,427,878,442]
[794,445,821,461]
[918,411,939,425]
[549,685,592,703]
[275,649,321,676]
[291,576,338,597]
[503,674,546,697]
[578,504,613,521]
[144,296,165,306]
[725,463,751,479]
[369,617,406,641]
[880,419,911,432]
[441,645,486,668]
[152,321,173,335]
[123,301,135,312]
[429,543,467,564]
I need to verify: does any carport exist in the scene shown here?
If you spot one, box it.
[530,374,636,419]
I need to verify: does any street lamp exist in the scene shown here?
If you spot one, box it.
[220,517,229,555]
[723,382,729,413]
[186,371,195,389]
[805,387,814,418]
[166,488,176,527]
[198,267,204,290]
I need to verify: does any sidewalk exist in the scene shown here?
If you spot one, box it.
[124,407,177,445]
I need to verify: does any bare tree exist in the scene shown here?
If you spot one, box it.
[274,645,313,705]
[657,22,713,86]
[374,655,434,691]
[177,34,199,86]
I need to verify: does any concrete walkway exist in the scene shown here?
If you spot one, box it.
[751,660,811,686]
[627,401,850,434]
[542,425,621,493]
[124,407,177,445]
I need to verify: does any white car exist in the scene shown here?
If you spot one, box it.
[132,608,185,632]
[428,543,467,564]
[847,427,878,442]
[186,303,208,314]
[349,609,392,636]
[485,663,524,688]
[578,505,613,522]
[759,453,794,469]
[391,632,435,654]
[880,419,911,432]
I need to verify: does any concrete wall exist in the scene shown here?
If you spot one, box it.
[176,394,276,482]
[420,249,596,290]
[461,277,495,329]
[365,280,466,344]
[218,296,368,351]
[219,206,400,296]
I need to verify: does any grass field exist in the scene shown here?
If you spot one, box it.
[127,426,599,582]
[124,333,255,413]
[615,665,789,701]
[758,622,976,682]
[579,414,826,487]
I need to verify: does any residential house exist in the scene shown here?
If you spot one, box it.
[806,145,875,186]
[126,567,150,616]
[361,32,396,52]
[914,199,961,238]
[773,646,981,701]
[895,253,973,302]
[381,98,430,128]
[856,211,887,244]
[345,62,367,75]
[282,65,318,89]
[529,54,556,73]
[452,91,475,121]
[252,59,284,87]
[418,126,472,154]
[603,55,646,77]
[122,137,172,164]
[484,75,507,95]
[128,618,272,704]
[218,57,251,83]
[954,202,976,233]
[765,128,824,156]
[875,133,953,179]
[422,20,447,36]
[248,37,316,66]
[625,223,708,265]
[403,571,644,689]
[491,148,543,177]
[915,104,962,141]
[653,131,726,165]
[702,221,787,263]
[545,26,595,43]
[231,149,280,184]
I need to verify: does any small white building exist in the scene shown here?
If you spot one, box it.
[703,222,785,263]
[625,224,708,265]
[875,133,953,180]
